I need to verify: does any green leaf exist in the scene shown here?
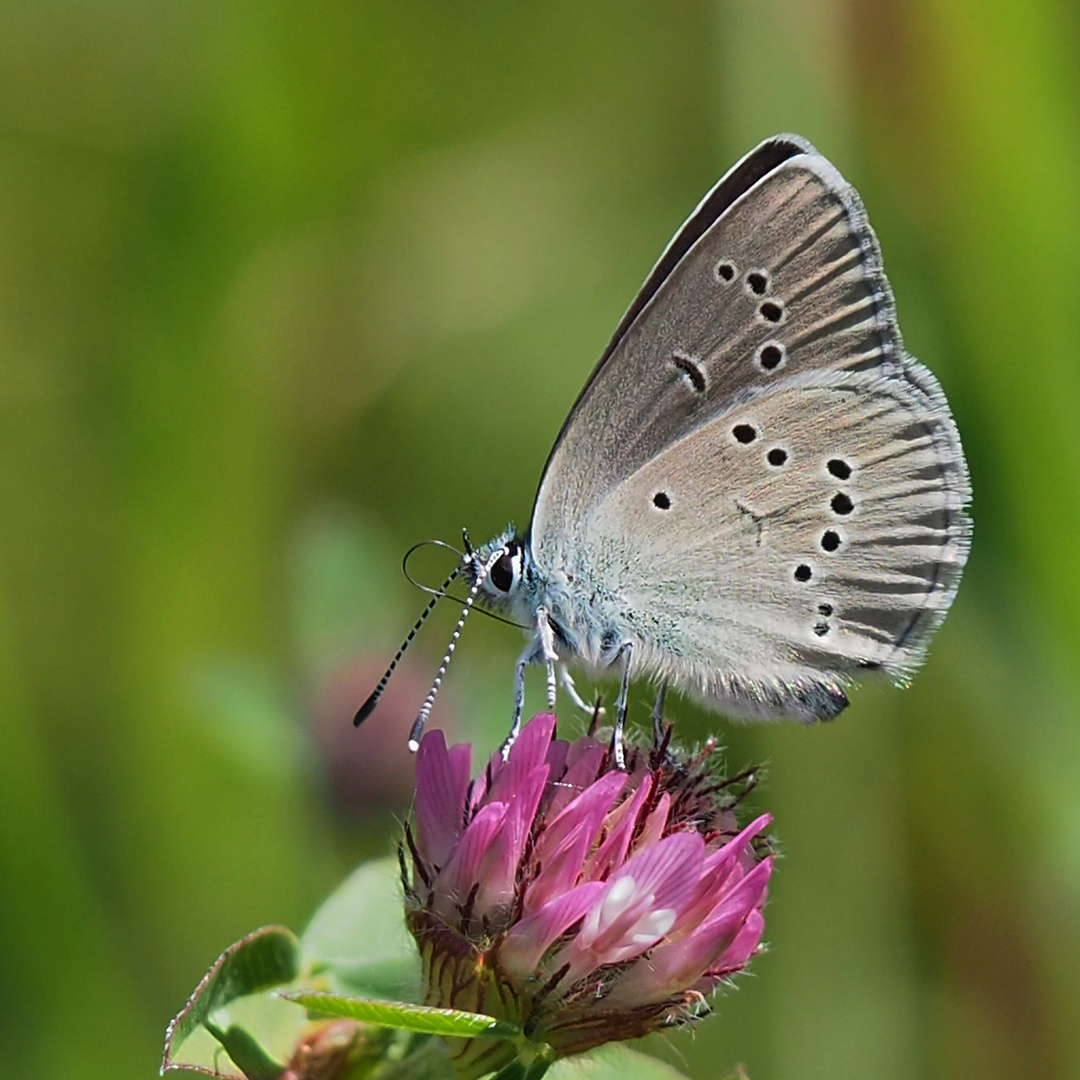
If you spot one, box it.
[281,991,521,1039]
[202,1021,286,1080]
[300,856,420,999]
[490,1045,556,1080]
[162,995,308,1080]
[162,926,301,1076]
[546,1044,693,1080]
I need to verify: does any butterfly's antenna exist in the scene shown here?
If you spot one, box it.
[403,536,527,630]
[402,539,465,597]
[408,545,505,752]
[353,563,461,727]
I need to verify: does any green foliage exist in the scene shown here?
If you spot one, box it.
[161,856,692,1079]
[162,927,300,1077]
[283,992,521,1040]
[163,859,422,1076]
[300,857,421,1000]
[198,1022,286,1080]
[165,926,300,1057]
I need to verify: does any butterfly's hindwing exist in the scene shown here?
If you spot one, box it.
[556,369,969,713]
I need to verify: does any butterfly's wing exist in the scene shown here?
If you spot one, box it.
[534,135,919,529]
[529,136,971,719]
[571,368,969,719]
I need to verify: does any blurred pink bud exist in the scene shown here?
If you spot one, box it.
[311,656,459,814]
[405,715,773,1075]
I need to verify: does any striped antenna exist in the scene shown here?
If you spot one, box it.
[408,546,505,751]
[353,564,461,727]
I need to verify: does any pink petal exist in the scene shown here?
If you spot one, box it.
[611,830,706,921]
[544,736,570,778]
[671,814,772,935]
[582,775,653,882]
[509,714,558,768]
[499,880,607,977]
[682,857,771,956]
[555,833,705,980]
[712,908,766,974]
[475,764,550,917]
[676,857,772,977]
[547,741,607,816]
[487,714,558,804]
[630,791,671,855]
[703,814,771,873]
[608,859,772,1006]
[564,733,604,771]
[707,852,772,920]
[534,770,628,869]
[413,732,472,868]
[431,801,506,919]
[526,772,628,912]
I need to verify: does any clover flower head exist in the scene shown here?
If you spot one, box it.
[405,714,773,1076]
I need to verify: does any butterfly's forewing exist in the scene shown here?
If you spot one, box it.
[534,137,907,535]
[530,137,971,718]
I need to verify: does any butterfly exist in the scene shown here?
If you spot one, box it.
[359,134,972,754]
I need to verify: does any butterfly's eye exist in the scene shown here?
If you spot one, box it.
[489,546,520,593]
[490,553,514,592]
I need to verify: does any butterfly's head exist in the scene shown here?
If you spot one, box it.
[465,525,534,618]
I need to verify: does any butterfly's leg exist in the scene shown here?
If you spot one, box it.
[651,682,668,745]
[610,642,633,770]
[504,636,543,758]
[507,652,529,747]
[536,607,559,711]
[558,664,595,714]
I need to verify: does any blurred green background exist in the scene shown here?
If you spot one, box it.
[2,2,1079,1078]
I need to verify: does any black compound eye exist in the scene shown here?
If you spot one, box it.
[490,552,515,592]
